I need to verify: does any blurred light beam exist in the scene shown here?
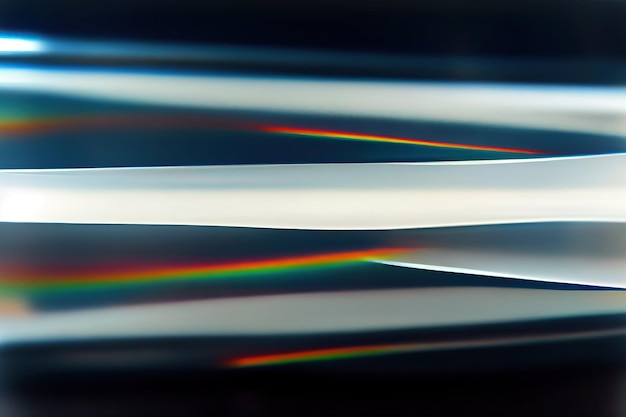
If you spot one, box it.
[0,35,44,54]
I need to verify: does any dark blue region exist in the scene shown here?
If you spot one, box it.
[5,50,626,85]
[0,92,624,169]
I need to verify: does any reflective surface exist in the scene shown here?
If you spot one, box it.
[0,1,625,416]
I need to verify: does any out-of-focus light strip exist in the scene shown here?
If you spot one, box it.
[0,35,44,54]
[262,126,543,155]
[0,155,622,229]
[0,67,624,137]
[0,247,409,293]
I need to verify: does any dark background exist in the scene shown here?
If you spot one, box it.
[0,0,624,59]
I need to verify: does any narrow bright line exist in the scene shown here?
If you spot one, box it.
[262,126,543,155]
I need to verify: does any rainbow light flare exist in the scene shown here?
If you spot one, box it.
[227,325,626,368]
[227,342,428,368]
[0,248,409,294]
[262,126,543,155]
[0,114,542,155]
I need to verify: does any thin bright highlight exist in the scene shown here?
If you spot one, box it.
[228,342,425,367]
[262,126,543,155]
